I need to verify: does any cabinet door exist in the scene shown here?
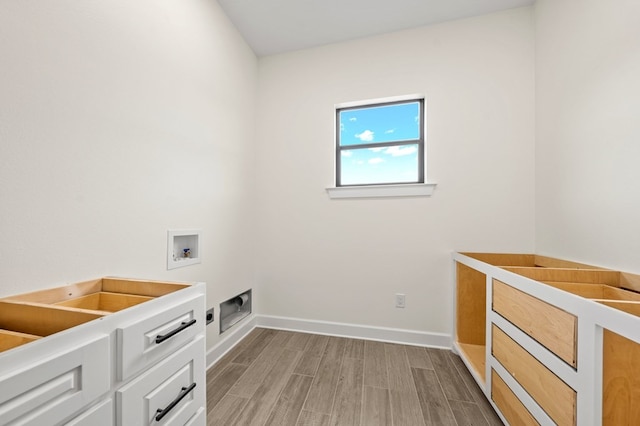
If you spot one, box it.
[117,294,204,381]
[0,335,110,426]
[116,335,205,426]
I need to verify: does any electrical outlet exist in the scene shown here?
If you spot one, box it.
[206,308,215,325]
[395,293,406,308]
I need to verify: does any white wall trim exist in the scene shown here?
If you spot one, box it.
[206,314,452,367]
[258,315,450,347]
[326,183,437,199]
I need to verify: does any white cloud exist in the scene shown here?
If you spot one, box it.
[368,158,384,165]
[369,147,385,152]
[355,130,374,142]
[357,160,364,165]
[349,117,357,122]
[384,146,418,157]
[384,129,395,134]
[341,151,352,157]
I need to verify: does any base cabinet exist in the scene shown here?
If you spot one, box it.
[0,278,206,426]
[454,252,640,426]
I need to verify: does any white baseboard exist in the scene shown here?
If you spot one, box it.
[206,314,452,368]
[257,315,452,348]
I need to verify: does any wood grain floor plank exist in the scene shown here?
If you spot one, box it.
[411,367,457,426]
[449,399,490,426]
[364,340,388,388]
[286,332,311,351]
[297,410,330,426]
[206,331,501,426]
[428,348,474,402]
[385,343,414,392]
[231,348,302,425]
[390,389,427,426]
[344,339,364,359]
[207,394,248,425]
[303,337,347,414]
[232,328,278,365]
[207,328,266,381]
[448,352,503,426]
[206,363,248,410]
[265,374,314,426]
[406,346,434,370]
[329,357,363,426]
[228,332,292,398]
[362,386,392,426]
[294,334,330,376]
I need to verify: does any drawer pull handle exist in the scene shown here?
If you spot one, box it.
[155,319,197,344]
[155,382,197,421]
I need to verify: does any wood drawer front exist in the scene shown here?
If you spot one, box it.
[64,399,113,426]
[491,369,539,426]
[492,325,576,426]
[117,294,204,381]
[492,279,577,367]
[0,335,110,426]
[117,335,205,426]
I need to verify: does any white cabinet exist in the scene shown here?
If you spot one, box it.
[0,278,206,426]
[117,335,205,425]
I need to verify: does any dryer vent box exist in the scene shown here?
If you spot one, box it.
[220,289,251,334]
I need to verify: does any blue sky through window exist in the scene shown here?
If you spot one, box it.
[338,101,422,185]
[339,102,420,146]
[341,144,419,185]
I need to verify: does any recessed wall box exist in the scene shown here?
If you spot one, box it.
[220,290,251,334]
[167,229,201,270]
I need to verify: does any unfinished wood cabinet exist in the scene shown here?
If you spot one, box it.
[0,277,206,426]
[454,252,640,426]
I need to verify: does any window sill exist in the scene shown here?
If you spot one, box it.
[326,183,437,199]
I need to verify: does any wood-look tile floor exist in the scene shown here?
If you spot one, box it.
[206,328,503,426]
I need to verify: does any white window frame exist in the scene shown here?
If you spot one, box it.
[327,94,436,199]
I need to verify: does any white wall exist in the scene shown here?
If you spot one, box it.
[535,0,640,272]
[255,7,535,336]
[0,0,257,349]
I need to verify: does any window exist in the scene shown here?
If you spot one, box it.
[336,97,424,187]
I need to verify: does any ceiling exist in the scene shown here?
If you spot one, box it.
[217,0,535,56]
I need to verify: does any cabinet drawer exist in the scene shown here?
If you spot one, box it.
[492,325,576,425]
[0,335,110,426]
[492,279,577,367]
[117,294,203,381]
[491,369,538,426]
[64,399,113,426]
[116,335,205,426]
